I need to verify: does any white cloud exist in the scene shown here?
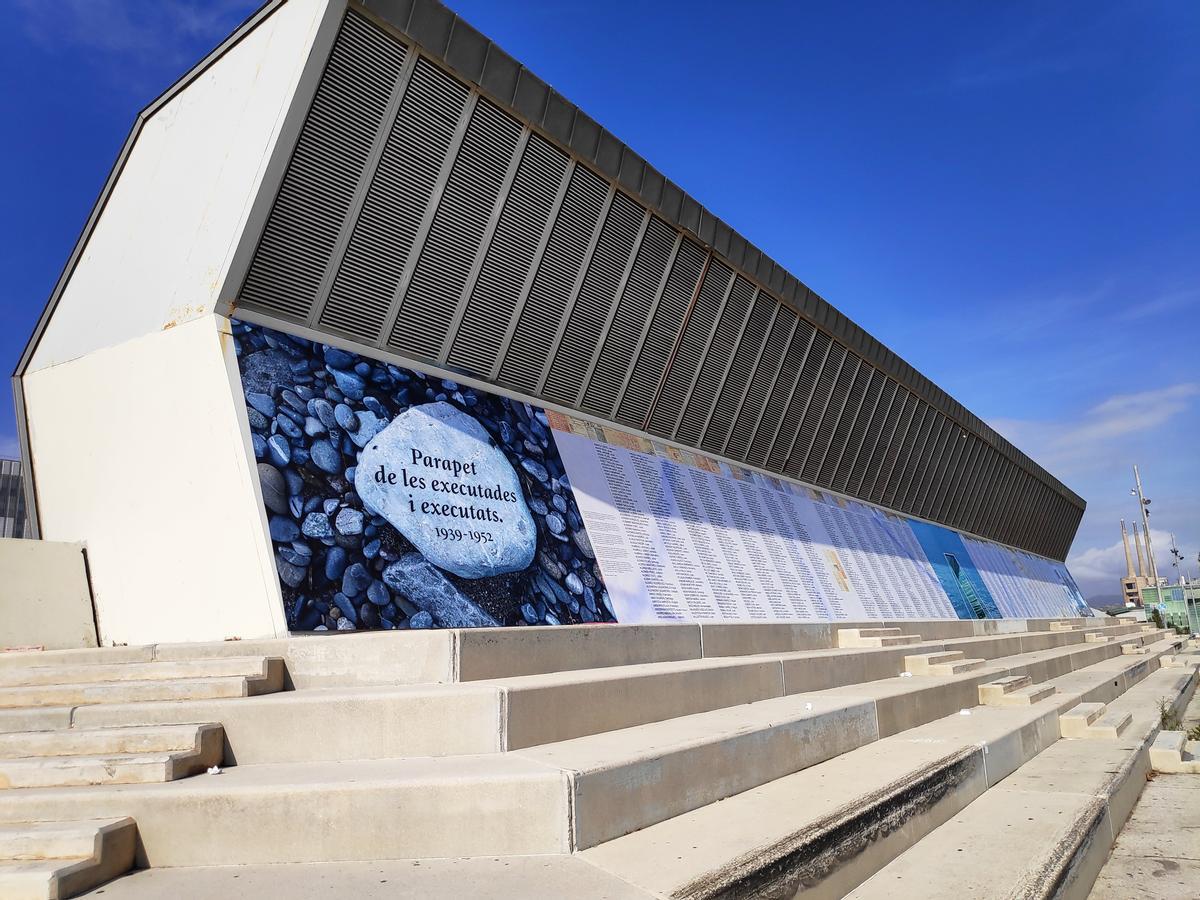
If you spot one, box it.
[991,382,1199,477]
[13,0,255,72]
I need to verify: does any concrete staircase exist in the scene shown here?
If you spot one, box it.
[0,818,135,900]
[0,654,282,897]
[0,617,1187,898]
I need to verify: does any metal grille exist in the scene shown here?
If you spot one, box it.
[614,240,707,428]
[579,216,677,417]
[0,459,28,539]
[645,260,734,437]
[497,165,609,392]
[675,275,756,447]
[542,191,645,405]
[701,290,775,454]
[241,13,405,321]
[387,98,524,358]
[446,133,570,372]
[232,10,1086,559]
[725,305,794,460]
[319,58,470,341]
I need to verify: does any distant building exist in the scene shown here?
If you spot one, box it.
[0,458,29,539]
[1118,519,1154,607]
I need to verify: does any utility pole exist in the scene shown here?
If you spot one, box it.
[1133,464,1158,587]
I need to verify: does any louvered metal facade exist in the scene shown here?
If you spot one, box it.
[234,2,1084,561]
[0,459,29,540]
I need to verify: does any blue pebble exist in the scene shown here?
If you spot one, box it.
[367,580,390,606]
[288,495,304,519]
[325,547,348,581]
[409,611,434,629]
[545,512,566,535]
[285,470,304,496]
[552,493,567,513]
[323,347,356,369]
[363,396,387,417]
[302,512,333,539]
[276,555,306,588]
[275,414,301,439]
[312,399,337,429]
[529,498,548,516]
[545,612,561,626]
[303,417,325,437]
[252,433,267,459]
[295,385,315,401]
[290,541,313,557]
[344,466,357,483]
[330,368,366,400]
[520,603,539,625]
[247,392,275,417]
[341,562,371,597]
[269,516,300,543]
[267,435,291,466]
[279,546,309,567]
[565,572,583,595]
[335,507,364,536]
[246,408,269,431]
[521,459,549,482]
[292,447,309,467]
[335,594,358,624]
[310,439,341,474]
[363,523,376,538]
[281,390,306,413]
[334,403,357,430]
[323,499,340,515]
[354,362,371,376]
[363,538,381,560]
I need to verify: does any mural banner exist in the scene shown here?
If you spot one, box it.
[233,320,1089,631]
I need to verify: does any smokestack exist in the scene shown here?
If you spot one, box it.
[1121,519,1135,579]
[1133,523,1147,579]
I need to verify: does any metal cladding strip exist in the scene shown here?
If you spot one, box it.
[745,316,814,467]
[716,301,781,457]
[304,32,418,330]
[434,127,532,363]
[607,232,683,420]
[730,311,799,461]
[484,158,576,381]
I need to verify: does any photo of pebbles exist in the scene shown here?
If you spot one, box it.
[232,319,616,632]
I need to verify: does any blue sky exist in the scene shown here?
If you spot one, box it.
[1,0,1196,601]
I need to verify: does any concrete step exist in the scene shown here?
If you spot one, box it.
[580,642,1188,900]
[848,663,1199,900]
[1049,620,1087,632]
[0,723,221,760]
[838,628,920,649]
[984,683,1056,707]
[1148,730,1196,772]
[1059,701,1132,740]
[0,818,135,899]
[0,657,280,689]
[0,662,283,710]
[0,725,222,788]
[903,651,964,674]
[926,657,986,676]
[977,675,1031,703]
[1084,632,1112,643]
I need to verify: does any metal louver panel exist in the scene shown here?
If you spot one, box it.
[862,388,907,503]
[820,364,873,487]
[318,58,470,342]
[726,307,796,460]
[675,276,755,446]
[240,13,405,321]
[542,192,646,405]
[785,341,847,478]
[748,318,814,467]
[700,291,775,454]
[804,355,861,484]
[765,327,828,470]
[645,260,734,436]
[891,402,932,509]
[845,378,896,498]
[497,165,609,392]
[614,240,706,428]
[446,134,571,374]
[579,216,677,416]
[387,99,524,358]
[830,368,882,493]
[881,398,922,508]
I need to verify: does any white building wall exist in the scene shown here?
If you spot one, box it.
[28,0,329,372]
[23,316,286,645]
